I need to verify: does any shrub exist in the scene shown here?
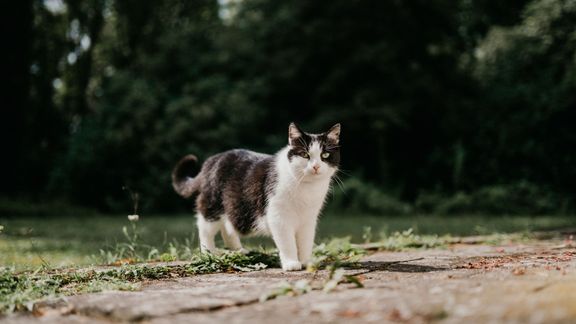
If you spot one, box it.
[329,177,412,215]
[419,181,569,215]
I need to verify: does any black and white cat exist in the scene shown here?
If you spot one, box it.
[172,122,341,271]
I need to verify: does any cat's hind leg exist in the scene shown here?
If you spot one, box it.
[196,213,221,253]
[221,217,247,253]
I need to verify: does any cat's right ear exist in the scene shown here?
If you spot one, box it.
[288,122,302,146]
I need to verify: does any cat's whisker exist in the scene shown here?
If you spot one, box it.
[336,169,352,177]
[293,172,308,193]
[334,174,344,187]
[286,170,306,197]
[333,174,346,193]
[297,136,307,149]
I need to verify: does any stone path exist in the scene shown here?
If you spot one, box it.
[5,239,576,323]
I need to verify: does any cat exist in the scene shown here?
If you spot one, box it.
[172,122,341,271]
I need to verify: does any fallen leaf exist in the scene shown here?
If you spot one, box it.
[111,258,137,266]
[388,308,406,322]
[338,309,363,318]
[512,267,526,276]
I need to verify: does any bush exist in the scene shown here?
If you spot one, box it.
[329,177,412,216]
[417,181,569,215]
[0,197,98,217]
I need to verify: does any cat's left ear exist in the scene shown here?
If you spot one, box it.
[326,123,341,144]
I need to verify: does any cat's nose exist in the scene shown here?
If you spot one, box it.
[312,165,320,173]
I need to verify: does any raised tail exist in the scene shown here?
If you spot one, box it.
[172,154,200,198]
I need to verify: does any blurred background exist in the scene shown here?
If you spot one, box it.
[1,0,575,216]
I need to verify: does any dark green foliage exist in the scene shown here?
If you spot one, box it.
[329,178,412,216]
[5,0,576,213]
[419,182,567,216]
[468,0,576,195]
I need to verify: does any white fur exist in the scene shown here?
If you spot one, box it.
[266,144,336,270]
[197,214,247,254]
[196,215,220,252]
[196,140,337,271]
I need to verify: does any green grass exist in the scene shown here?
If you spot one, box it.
[0,237,364,313]
[1,213,575,271]
[0,250,280,313]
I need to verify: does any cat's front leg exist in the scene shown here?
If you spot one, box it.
[268,216,301,271]
[296,218,317,266]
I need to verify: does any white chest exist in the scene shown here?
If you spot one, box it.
[269,178,330,217]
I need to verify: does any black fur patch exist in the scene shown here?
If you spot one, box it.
[318,133,341,168]
[193,149,277,234]
[287,132,313,161]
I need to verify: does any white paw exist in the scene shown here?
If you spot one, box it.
[282,260,302,271]
[238,248,250,254]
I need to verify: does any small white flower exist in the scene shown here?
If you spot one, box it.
[128,215,139,222]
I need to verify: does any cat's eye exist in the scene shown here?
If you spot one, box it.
[321,152,330,159]
[300,152,310,158]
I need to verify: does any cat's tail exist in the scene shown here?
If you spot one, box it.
[172,154,200,199]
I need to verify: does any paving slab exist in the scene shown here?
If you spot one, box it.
[4,239,576,323]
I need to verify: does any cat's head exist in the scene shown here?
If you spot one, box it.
[286,122,341,180]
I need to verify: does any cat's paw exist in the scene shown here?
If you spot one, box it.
[282,260,302,271]
[238,248,250,255]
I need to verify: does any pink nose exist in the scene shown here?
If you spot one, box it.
[313,165,320,172]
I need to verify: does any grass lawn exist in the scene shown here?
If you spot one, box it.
[1,213,575,271]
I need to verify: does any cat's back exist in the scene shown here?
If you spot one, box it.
[196,149,277,228]
[201,149,270,172]
[199,149,275,187]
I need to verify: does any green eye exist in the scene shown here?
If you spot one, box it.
[321,152,330,159]
[301,152,309,158]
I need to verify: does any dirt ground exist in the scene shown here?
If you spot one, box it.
[4,236,576,323]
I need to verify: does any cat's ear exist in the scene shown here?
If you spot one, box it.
[288,122,303,145]
[326,123,341,144]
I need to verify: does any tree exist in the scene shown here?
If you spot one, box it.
[470,0,576,192]
[0,0,32,195]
